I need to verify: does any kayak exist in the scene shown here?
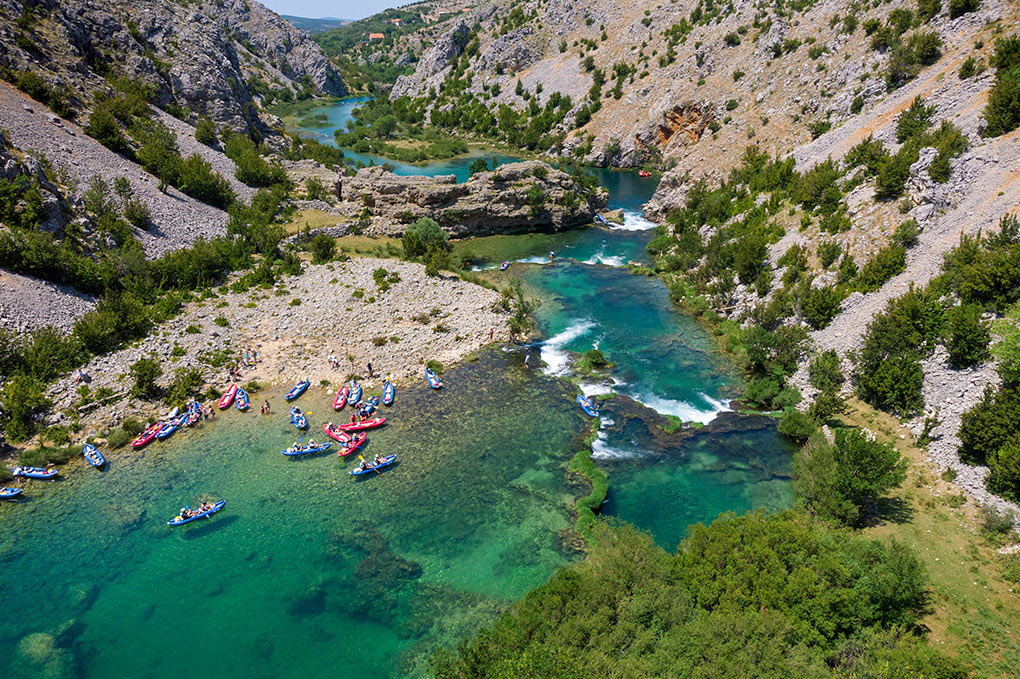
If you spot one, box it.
[337,417,386,432]
[382,380,395,406]
[323,423,353,443]
[349,455,396,476]
[236,387,250,411]
[348,381,362,405]
[0,487,22,499]
[356,396,380,415]
[218,384,237,409]
[499,260,510,271]
[155,420,180,440]
[338,432,368,457]
[425,368,442,389]
[131,422,162,448]
[186,401,202,426]
[332,385,349,411]
[594,213,609,225]
[638,170,652,177]
[577,394,599,417]
[286,378,310,401]
[11,466,57,479]
[282,441,332,457]
[167,500,226,526]
[290,407,307,429]
[82,443,106,468]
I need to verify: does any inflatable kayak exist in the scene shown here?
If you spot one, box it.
[324,423,353,443]
[499,260,510,271]
[11,466,57,479]
[155,419,180,441]
[235,387,250,411]
[356,396,379,415]
[349,455,396,476]
[425,368,442,389]
[338,432,368,457]
[577,394,599,417]
[348,381,362,405]
[282,441,332,457]
[638,170,652,177]
[132,422,162,448]
[82,443,106,468]
[286,378,310,401]
[333,385,349,411]
[218,384,237,409]
[382,380,395,406]
[167,500,226,526]
[290,407,307,429]
[337,417,386,432]
[594,213,609,225]
[186,401,202,426]
[0,487,22,499]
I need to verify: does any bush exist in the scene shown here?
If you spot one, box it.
[578,348,609,371]
[896,96,936,143]
[949,0,980,18]
[856,245,906,292]
[425,359,443,375]
[810,350,845,392]
[178,154,234,208]
[988,437,1020,502]
[802,285,845,330]
[959,56,977,79]
[402,217,450,263]
[194,115,218,146]
[85,106,132,156]
[129,357,162,399]
[777,407,817,442]
[917,0,941,22]
[982,37,1020,137]
[309,234,336,264]
[0,375,50,442]
[945,303,990,368]
[164,366,205,406]
[894,219,920,247]
[107,428,130,448]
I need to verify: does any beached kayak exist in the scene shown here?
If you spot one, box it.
[167,500,226,526]
[11,466,57,479]
[577,394,599,417]
[218,384,237,409]
[425,368,442,389]
[333,385,349,411]
[356,396,379,415]
[281,441,332,457]
[290,407,307,429]
[499,260,510,271]
[82,443,106,468]
[131,422,162,448]
[236,387,250,411]
[382,380,395,406]
[286,378,310,401]
[338,432,367,457]
[349,455,396,476]
[348,381,362,405]
[186,401,202,426]
[337,417,386,432]
[0,487,22,499]
[155,420,180,440]
[323,423,353,443]
[594,213,609,225]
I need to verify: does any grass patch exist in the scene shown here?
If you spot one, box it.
[568,426,609,545]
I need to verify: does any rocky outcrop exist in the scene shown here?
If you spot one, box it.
[391,19,470,99]
[0,0,344,136]
[342,161,608,237]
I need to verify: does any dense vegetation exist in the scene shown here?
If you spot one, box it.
[432,515,961,678]
[335,98,469,162]
[982,36,1020,137]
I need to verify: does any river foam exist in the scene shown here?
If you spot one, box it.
[609,210,658,232]
[539,319,597,375]
[624,389,730,424]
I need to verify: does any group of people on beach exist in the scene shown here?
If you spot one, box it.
[228,348,259,381]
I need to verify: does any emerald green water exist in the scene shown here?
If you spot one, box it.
[0,101,795,677]
[0,353,584,678]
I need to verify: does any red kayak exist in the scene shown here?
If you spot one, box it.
[324,422,353,443]
[131,422,162,448]
[338,432,368,457]
[219,384,237,409]
[638,170,652,177]
[337,417,386,432]
[332,385,349,411]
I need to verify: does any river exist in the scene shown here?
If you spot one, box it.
[0,97,793,679]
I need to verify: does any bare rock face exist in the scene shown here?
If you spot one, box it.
[391,19,470,99]
[343,161,608,237]
[0,0,344,136]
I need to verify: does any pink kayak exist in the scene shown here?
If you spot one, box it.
[338,432,368,457]
[332,385,349,411]
[337,417,386,432]
[131,422,162,448]
[218,384,237,409]
[324,423,353,443]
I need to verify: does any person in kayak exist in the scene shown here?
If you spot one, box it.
[549,251,555,264]
[199,501,211,513]
[180,506,192,520]
[307,438,316,448]
[292,441,303,452]
[372,454,381,466]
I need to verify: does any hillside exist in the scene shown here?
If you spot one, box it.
[280,15,350,34]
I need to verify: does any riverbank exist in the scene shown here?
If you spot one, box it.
[31,256,507,449]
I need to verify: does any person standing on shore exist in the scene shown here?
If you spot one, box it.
[524,352,530,368]
[367,361,373,378]
[489,328,494,341]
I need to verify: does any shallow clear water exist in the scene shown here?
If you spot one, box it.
[0,100,795,678]
[0,353,584,678]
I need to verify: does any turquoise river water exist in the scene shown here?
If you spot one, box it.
[0,97,794,678]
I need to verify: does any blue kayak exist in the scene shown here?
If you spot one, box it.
[382,380,395,406]
[357,396,380,415]
[577,394,599,417]
[0,487,23,500]
[281,441,332,457]
[349,455,397,476]
[11,466,57,479]
[236,387,250,411]
[594,213,609,225]
[167,500,226,526]
[499,260,510,271]
[286,379,310,401]
[290,407,307,429]
[155,420,179,440]
[425,368,442,389]
[348,381,362,405]
[82,443,106,468]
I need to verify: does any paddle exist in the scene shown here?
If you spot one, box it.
[358,454,380,474]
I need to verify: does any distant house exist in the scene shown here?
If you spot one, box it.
[368,33,385,40]
[388,18,403,27]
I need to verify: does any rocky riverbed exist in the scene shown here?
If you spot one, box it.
[43,257,508,440]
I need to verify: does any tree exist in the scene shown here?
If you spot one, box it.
[777,407,816,442]
[468,157,488,175]
[194,115,218,146]
[795,428,908,525]
[0,375,50,442]
[982,37,1020,137]
[988,436,1020,502]
[945,303,990,368]
[401,217,450,262]
[309,234,336,264]
[129,357,162,399]
[801,285,845,329]
[164,366,205,406]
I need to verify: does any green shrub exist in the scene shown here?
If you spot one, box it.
[164,366,205,406]
[107,428,130,448]
[802,285,845,330]
[949,0,980,18]
[178,154,234,207]
[85,106,133,157]
[917,0,941,22]
[425,359,444,374]
[213,316,228,327]
[401,217,450,261]
[896,96,935,142]
[856,245,906,292]
[0,375,49,441]
[309,234,336,264]
[959,56,977,79]
[777,407,817,442]
[120,417,145,435]
[129,357,162,399]
[194,116,218,146]
[810,350,844,392]
[988,437,1020,502]
[945,303,990,368]
[894,219,920,247]
[818,240,842,268]
[982,37,1020,137]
